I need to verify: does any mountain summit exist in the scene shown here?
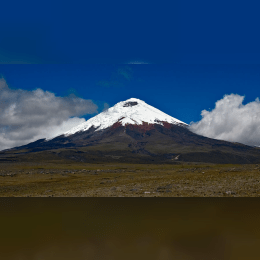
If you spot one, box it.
[64,98,187,136]
[3,98,260,164]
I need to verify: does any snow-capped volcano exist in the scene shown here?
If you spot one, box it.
[7,97,260,164]
[64,98,187,136]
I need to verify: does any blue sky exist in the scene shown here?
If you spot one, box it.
[1,64,260,124]
[1,0,260,149]
[1,0,260,64]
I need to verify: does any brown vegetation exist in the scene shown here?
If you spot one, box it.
[1,162,260,197]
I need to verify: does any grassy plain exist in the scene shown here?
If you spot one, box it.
[1,162,260,197]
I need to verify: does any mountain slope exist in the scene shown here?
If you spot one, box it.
[2,98,260,164]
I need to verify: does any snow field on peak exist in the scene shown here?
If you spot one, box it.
[64,98,187,136]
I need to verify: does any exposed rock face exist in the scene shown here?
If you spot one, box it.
[123,101,138,107]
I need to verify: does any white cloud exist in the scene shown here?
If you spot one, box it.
[189,94,260,146]
[0,78,98,150]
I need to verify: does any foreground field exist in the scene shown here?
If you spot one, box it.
[0,162,260,197]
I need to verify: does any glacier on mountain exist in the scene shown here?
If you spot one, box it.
[64,98,187,136]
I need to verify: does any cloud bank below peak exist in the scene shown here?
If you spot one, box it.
[0,78,98,150]
[189,94,260,147]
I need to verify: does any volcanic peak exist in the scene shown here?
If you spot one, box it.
[64,98,187,136]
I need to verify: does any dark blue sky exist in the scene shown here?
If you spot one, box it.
[1,64,260,124]
[1,0,260,64]
[1,0,260,124]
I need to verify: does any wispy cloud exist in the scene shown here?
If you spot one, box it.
[97,66,133,88]
[189,94,260,146]
[102,102,110,112]
[127,60,150,64]
[0,78,98,150]
[117,67,132,81]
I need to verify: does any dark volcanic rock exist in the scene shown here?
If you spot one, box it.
[4,121,260,164]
